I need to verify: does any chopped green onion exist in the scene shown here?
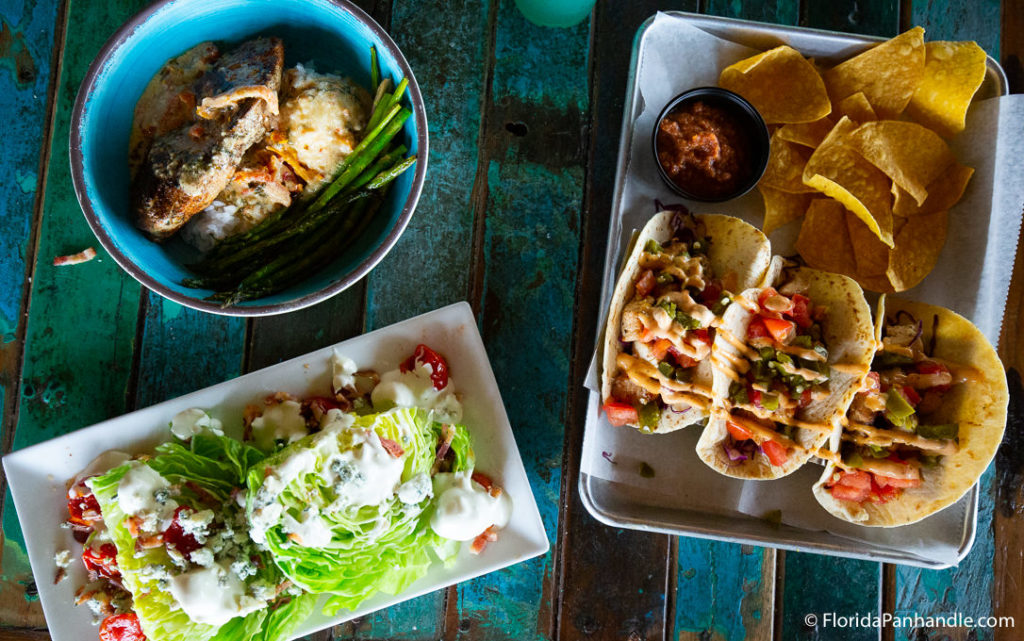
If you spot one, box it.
[644,239,663,254]
[675,312,701,329]
[658,361,675,378]
[760,394,780,411]
[917,423,959,440]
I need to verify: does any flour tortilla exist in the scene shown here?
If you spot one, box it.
[696,267,875,478]
[600,212,772,433]
[813,298,1008,526]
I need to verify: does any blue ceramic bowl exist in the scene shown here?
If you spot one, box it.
[70,0,427,316]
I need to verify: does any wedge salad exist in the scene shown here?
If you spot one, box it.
[60,345,511,641]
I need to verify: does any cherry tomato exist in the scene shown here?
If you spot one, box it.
[761,440,789,466]
[82,543,120,582]
[602,401,638,427]
[726,420,753,441]
[634,270,656,297]
[400,344,450,390]
[163,507,203,559]
[99,613,146,641]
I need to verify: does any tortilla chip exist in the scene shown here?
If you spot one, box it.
[803,117,895,247]
[836,92,877,123]
[846,211,890,277]
[846,120,956,206]
[762,133,815,193]
[760,186,815,235]
[720,45,832,124]
[824,27,925,119]
[886,209,948,291]
[796,199,858,275]
[906,41,988,137]
[893,162,974,216]
[776,117,835,149]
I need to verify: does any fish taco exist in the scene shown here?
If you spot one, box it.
[696,264,875,478]
[813,297,1008,526]
[600,211,772,433]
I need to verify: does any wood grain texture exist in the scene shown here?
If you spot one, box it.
[450,1,590,639]
[910,0,1001,56]
[0,0,149,627]
[705,0,798,25]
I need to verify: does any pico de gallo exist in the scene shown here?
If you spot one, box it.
[716,283,833,468]
[603,212,735,432]
[59,346,509,641]
[826,313,963,505]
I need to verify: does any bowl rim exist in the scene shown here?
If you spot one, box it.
[69,0,428,317]
[651,86,769,203]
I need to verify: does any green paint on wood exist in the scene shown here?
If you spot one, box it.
[674,541,771,641]
[781,555,880,641]
[706,0,798,25]
[1,0,150,616]
[364,0,490,331]
[911,0,1001,58]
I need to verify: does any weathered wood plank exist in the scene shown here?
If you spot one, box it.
[557,2,688,639]
[0,0,62,626]
[910,0,1001,56]
[706,0,798,25]
[801,0,898,36]
[0,0,149,627]
[449,2,589,639]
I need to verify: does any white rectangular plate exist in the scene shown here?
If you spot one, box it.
[3,301,549,641]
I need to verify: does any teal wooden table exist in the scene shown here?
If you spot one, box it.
[2,0,1023,639]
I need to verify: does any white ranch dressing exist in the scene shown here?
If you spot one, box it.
[372,361,463,423]
[250,400,307,451]
[170,408,223,440]
[323,427,406,511]
[115,462,177,527]
[168,563,265,626]
[430,472,512,541]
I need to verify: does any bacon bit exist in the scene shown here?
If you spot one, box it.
[54,567,66,585]
[124,516,143,537]
[379,437,405,458]
[267,391,298,404]
[136,534,164,549]
[274,580,294,597]
[471,471,503,498]
[53,247,97,266]
[431,424,456,475]
[188,124,206,141]
[287,532,304,545]
[185,480,219,506]
[469,525,499,555]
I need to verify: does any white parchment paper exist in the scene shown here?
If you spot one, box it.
[582,12,1024,566]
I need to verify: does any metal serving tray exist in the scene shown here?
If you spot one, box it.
[579,11,1008,569]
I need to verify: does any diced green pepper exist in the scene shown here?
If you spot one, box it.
[846,452,864,468]
[729,382,749,405]
[917,423,959,440]
[711,296,732,316]
[873,352,914,369]
[758,346,775,360]
[658,361,675,378]
[776,352,794,366]
[761,394,780,411]
[675,312,702,329]
[657,299,677,318]
[638,402,660,431]
[868,444,889,458]
[885,388,915,420]
[791,335,813,349]
[656,272,674,285]
[644,239,663,254]
[920,454,942,467]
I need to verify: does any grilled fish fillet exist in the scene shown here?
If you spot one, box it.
[132,37,284,240]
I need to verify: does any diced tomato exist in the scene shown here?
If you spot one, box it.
[99,613,147,641]
[635,270,656,297]
[827,470,872,503]
[915,360,948,376]
[649,338,672,361]
[757,287,786,310]
[667,345,698,369]
[82,543,120,582]
[747,317,770,340]
[834,469,873,491]
[67,483,101,527]
[831,483,871,503]
[692,328,712,345]
[798,388,812,409]
[400,344,450,390]
[761,317,796,343]
[726,420,753,441]
[761,440,789,466]
[790,294,812,329]
[163,507,203,559]
[700,280,723,305]
[870,480,901,503]
[748,387,763,408]
[901,385,921,406]
[603,401,638,427]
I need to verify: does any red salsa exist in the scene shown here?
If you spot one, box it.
[656,100,753,199]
